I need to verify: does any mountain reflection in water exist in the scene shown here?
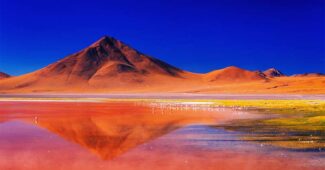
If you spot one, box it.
[0,101,323,170]
[0,101,234,160]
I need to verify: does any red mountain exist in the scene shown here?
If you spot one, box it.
[0,36,195,91]
[44,36,184,80]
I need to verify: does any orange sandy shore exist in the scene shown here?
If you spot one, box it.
[0,76,324,94]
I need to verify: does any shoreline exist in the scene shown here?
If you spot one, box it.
[0,93,325,100]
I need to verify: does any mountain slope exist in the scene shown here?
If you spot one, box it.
[0,72,10,79]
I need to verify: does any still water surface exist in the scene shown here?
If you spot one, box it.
[0,101,324,170]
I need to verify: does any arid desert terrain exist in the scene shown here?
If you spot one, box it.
[0,36,324,94]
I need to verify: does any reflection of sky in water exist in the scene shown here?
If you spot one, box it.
[141,125,325,168]
[169,125,263,152]
[0,101,324,170]
[153,125,283,153]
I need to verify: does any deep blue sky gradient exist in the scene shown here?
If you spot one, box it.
[0,0,324,75]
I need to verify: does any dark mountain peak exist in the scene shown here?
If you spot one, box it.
[90,35,119,48]
[266,68,280,72]
[86,35,140,58]
[263,68,285,77]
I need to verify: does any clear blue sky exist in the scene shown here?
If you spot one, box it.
[0,0,324,76]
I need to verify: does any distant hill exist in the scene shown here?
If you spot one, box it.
[204,66,266,82]
[263,68,285,78]
[292,73,325,77]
